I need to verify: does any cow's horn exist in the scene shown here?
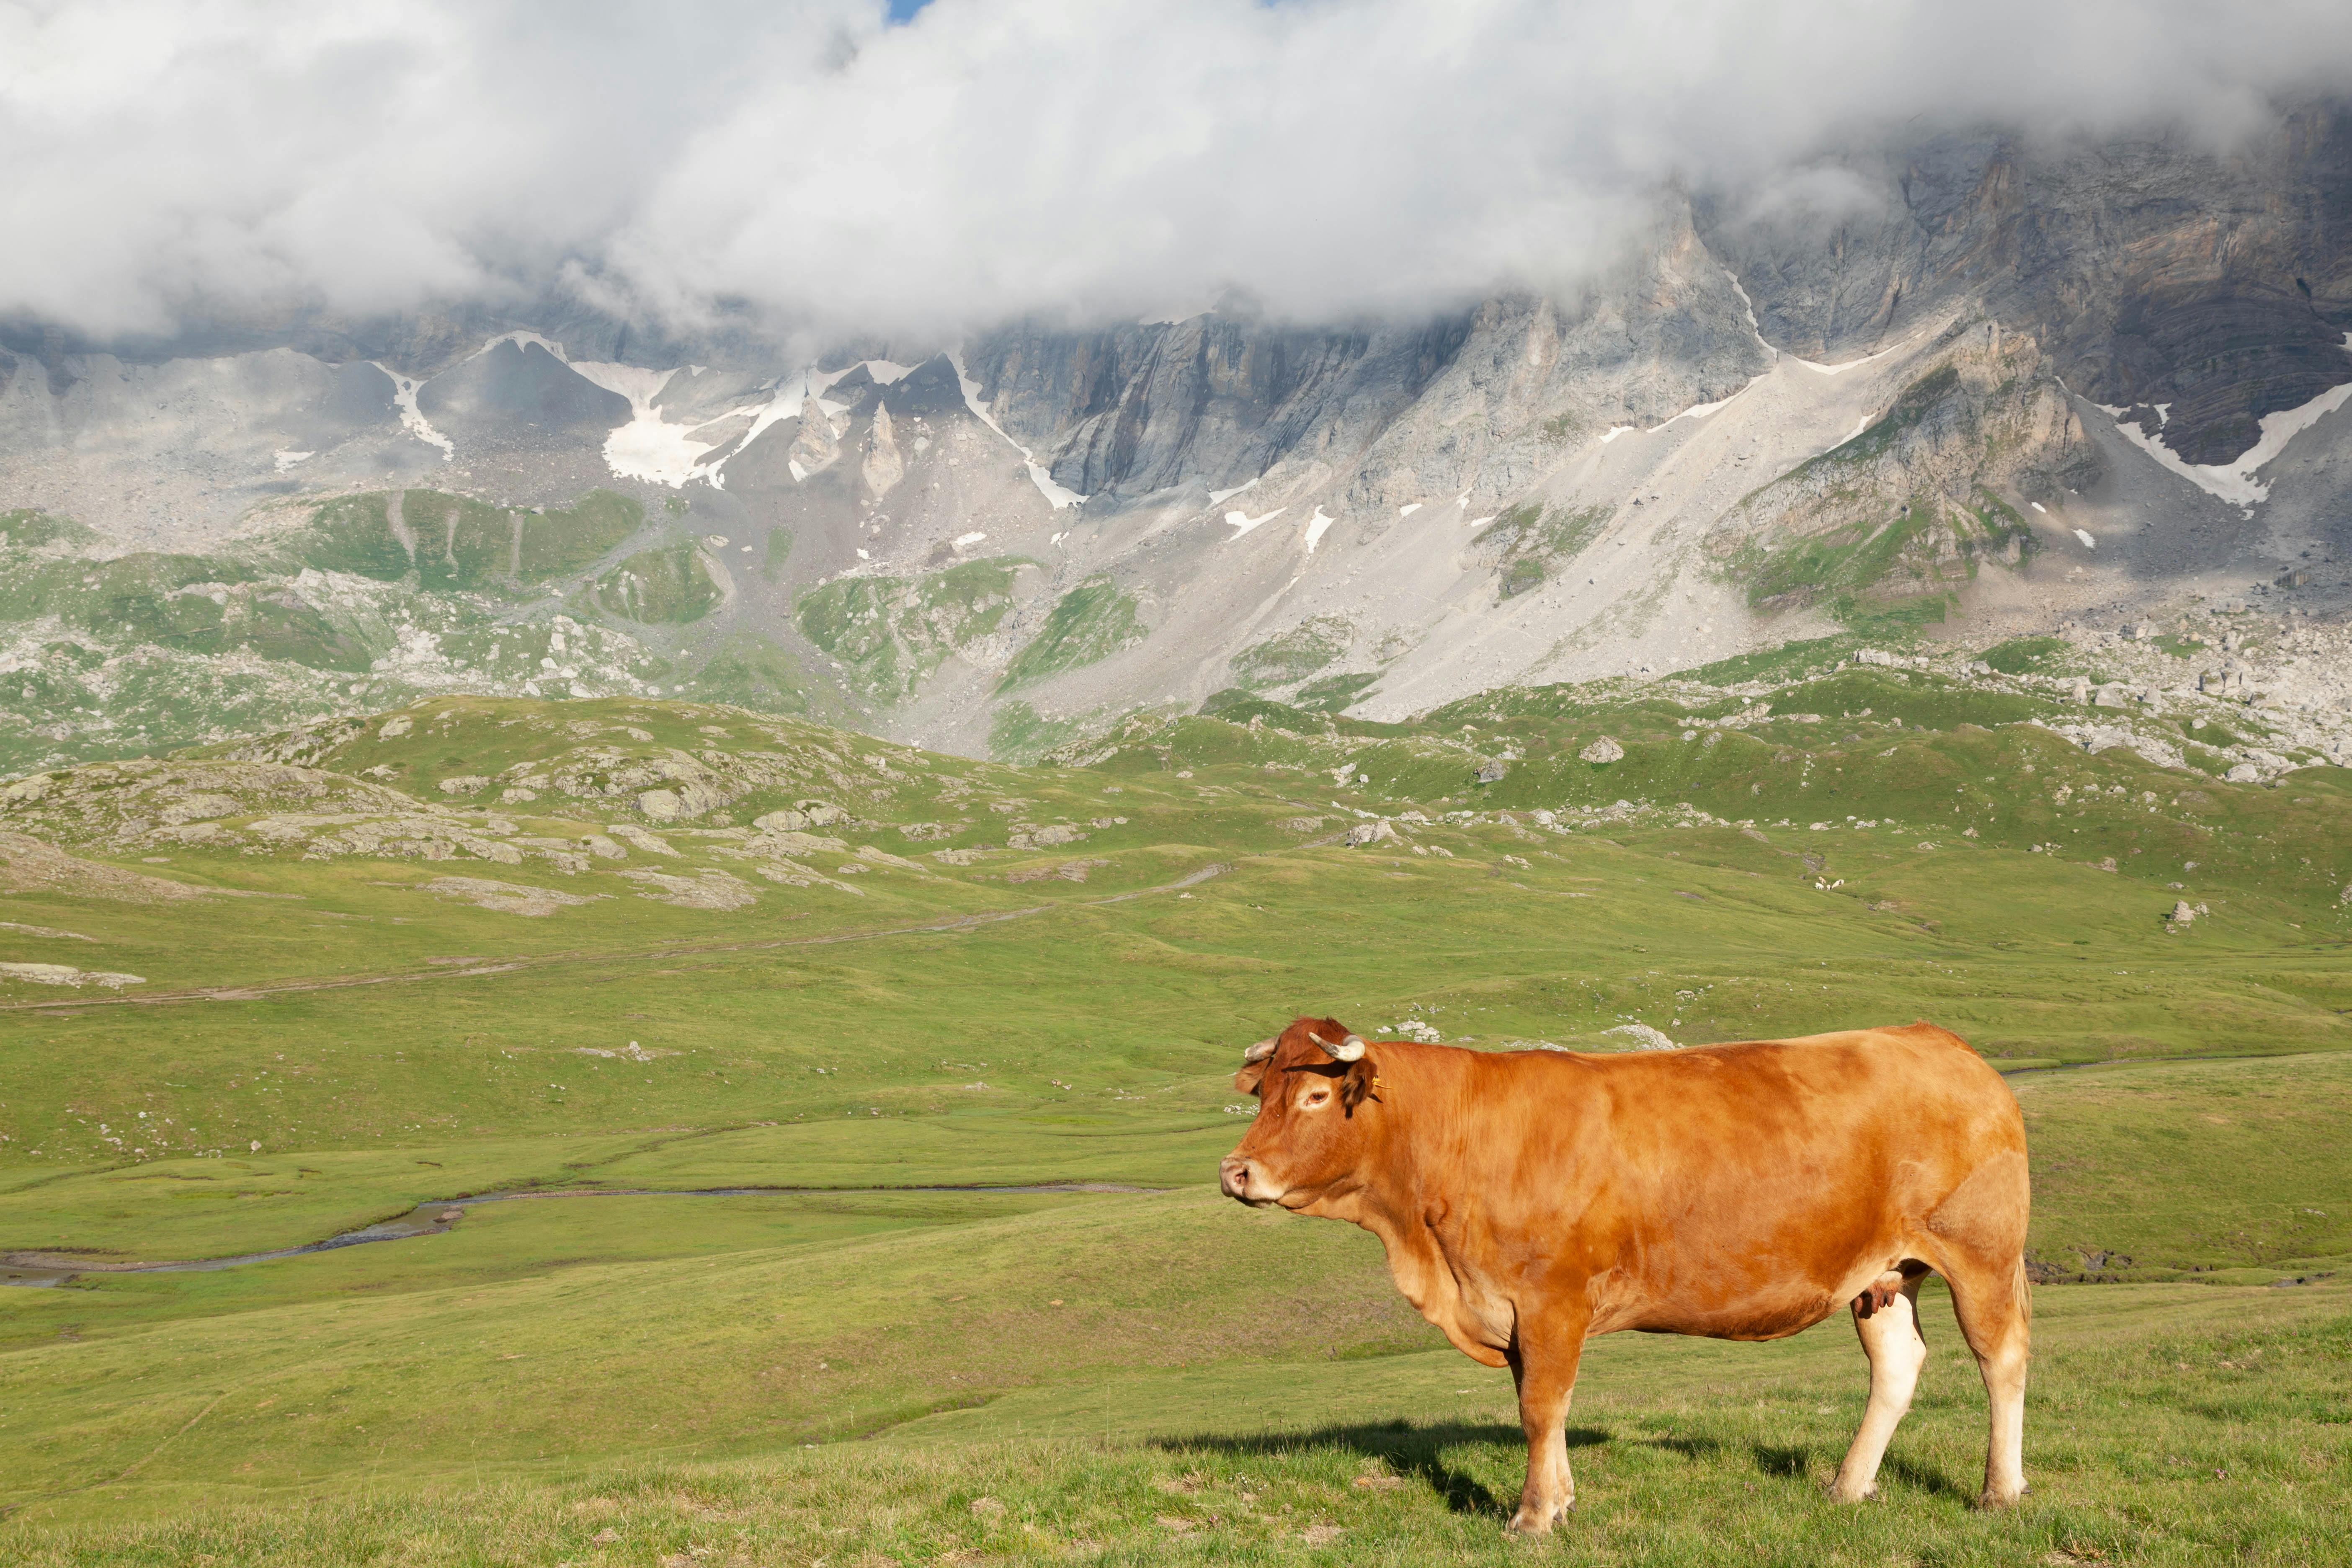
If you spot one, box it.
[1241,1037,1279,1065]
[1308,1031,1366,1063]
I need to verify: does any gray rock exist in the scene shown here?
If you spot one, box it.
[1010,823,1087,849]
[415,338,630,446]
[1700,124,2352,467]
[1579,737,1625,764]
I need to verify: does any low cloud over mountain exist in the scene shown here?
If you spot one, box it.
[8,0,2352,341]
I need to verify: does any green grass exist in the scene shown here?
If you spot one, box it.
[15,1286,2347,1565]
[591,541,721,624]
[1232,616,1354,689]
[1970,485,2036,558]
[998,575,1145,691]
[990,698,1092,763]
[1982,636,2078,676]
[1,685,2348,1557]
[364,489,649,595]
[1486,503,1609,601]
[1501,556,1545,598]
[1674,636,1870,686]
[1295,671,1381,714]
[1740,507,1939,616]
[297,495,412,583]
[690,632,815,716]
[0,510,101,553]
[0,489,756,776]
[797,558,1024,702]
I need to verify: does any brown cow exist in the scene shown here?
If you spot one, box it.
[1219,1016,2030,1534]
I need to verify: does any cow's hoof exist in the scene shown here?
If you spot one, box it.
[1828,1480,1879,1504]
[1503,1499,1570,1536]
[1974,1483,2026,1510]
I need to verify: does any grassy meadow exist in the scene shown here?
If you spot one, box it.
[1,676,2348,1562]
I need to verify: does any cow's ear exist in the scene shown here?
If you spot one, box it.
[1341,1056,1377,1113]
[1233,1062,1267,1096]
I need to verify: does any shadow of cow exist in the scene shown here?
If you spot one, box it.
[1154,1421,1609,1519]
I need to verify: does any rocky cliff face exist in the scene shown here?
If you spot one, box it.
[3,115,2351,766]
[967,207,1772,514]
[1700,109,2352,466]
[1711,322,2099,616]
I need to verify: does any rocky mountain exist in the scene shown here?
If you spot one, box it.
[3,112,2350,771]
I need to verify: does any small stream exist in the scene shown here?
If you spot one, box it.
[0,1183,1153,1287]
[7,1056,2244,1287]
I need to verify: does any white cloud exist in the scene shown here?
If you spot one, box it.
[4,0,2349,341]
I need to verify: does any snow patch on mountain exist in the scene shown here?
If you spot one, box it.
[946,348,1086,511]
[567,361,757,487]
[2095,342,2352,508]
[370,364,453,459]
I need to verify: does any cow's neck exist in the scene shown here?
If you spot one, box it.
[1322,1042,1516,1365]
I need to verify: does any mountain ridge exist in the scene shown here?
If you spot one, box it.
[5,117,2352,766]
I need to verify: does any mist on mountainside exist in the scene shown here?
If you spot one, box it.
[7,0,2352,343]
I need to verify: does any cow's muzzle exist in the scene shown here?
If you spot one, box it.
[1219,1154,1261,1204]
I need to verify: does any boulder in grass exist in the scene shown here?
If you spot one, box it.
[1579,736,1625,764]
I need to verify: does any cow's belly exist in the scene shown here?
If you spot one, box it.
[1609,1282,1844,1341]
[1585,1207,1929,1342]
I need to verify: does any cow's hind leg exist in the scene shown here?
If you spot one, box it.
[1946,1253,2032,1506]
[1503,1314,1589,1536]
[1831,1270,1926,1502]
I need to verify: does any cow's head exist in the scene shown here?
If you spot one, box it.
[1218,1016,1381,1210]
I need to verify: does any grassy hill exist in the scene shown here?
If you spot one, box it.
[1,674,2347,1561]
[0,496,844,777]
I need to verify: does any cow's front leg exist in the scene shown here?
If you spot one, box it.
[1503,1309,1589,1535]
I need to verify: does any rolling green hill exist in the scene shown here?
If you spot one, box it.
[1,671,2347,1561]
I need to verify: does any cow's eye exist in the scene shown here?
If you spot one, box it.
[1304,1088,1329,1106]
